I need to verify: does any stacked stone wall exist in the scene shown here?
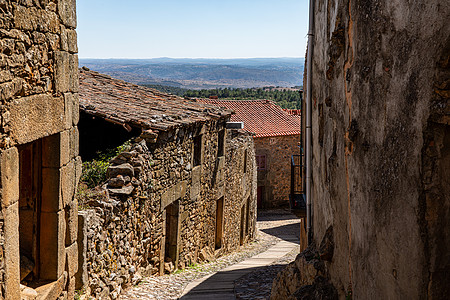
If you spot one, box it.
[222,130,257,249]
[78,122,257,299]
[255,134,300,208]
[0,1,79,299]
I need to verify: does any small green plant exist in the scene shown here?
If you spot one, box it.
[81,159,110,188]
[346,285,353,300]
[74,287,85,300]
[80,140,133,188]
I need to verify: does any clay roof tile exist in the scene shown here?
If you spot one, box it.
[79,69,233,132]
[196,99,301,138]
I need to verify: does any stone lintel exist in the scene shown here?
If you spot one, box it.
[190,165,202,200]
[216,185,225,200]
[9,94,64,145]
[161,181,187,211]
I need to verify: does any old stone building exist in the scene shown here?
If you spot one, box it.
[76,69,257,298]
[272,0,449,299]
[0,0,80,299]
[197,99,302,208]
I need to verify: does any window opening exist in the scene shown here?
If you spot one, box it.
[243,149,248,173]
[193,135,202,166]
[256,155,266,170]
[217,130,225,157]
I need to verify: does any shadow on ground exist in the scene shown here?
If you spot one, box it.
[257,209,299,222]
[260,222,301,242]
[180,264,287,300]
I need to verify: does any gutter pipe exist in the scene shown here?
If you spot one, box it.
[306,0,315,245]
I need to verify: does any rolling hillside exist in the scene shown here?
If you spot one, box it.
[79,58,304,89]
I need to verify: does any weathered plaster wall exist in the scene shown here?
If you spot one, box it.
[0,1,79,299]
[78,122,257,299]
[255,134,300,208]
[306,0,449,298]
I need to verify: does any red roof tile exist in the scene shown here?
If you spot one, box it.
[79,69,233,132]
[196,99,301,138]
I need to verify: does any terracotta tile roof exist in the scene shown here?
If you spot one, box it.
[196,99,301,138]
[79,69,233,132]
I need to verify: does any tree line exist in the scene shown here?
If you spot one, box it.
[144,85,303,109]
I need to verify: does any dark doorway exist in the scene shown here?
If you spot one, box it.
[257,186,264,208]
[18,140,42,283]
[245,196,250,237]
[215,197,224,250]
[78,112,140,161]
[239,205,245,245]
[165,200,180,269]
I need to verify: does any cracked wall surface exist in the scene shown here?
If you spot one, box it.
[306,0,449,298]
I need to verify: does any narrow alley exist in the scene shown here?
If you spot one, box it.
[118,209,300,300]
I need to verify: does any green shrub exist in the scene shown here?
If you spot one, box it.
[80,140,132,188]
[81,160,110,188]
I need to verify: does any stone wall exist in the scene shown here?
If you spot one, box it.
[273,0,449,298]
[77,122,257,299]
[222,129,257,250]
[0,1,80,299]
[255,134,300,208]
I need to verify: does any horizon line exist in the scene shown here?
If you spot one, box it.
[78,56,305,60]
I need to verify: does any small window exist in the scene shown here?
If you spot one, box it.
[243,149,248,173]
[256,155,266,170]
[217,130,225,157]
[193,135,202,166]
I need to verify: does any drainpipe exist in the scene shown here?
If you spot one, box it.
[306,0,315,245]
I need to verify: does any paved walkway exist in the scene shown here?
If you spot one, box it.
[118,209,300,300]
[180,233,299,299]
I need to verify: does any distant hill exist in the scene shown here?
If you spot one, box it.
[79,58,304,89]
[143,85,303,109]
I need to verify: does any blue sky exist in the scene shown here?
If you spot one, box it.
[77,0,309,59]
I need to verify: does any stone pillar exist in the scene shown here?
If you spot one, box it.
[1,148,20,299]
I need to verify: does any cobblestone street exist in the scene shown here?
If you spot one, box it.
[118,209,300,300]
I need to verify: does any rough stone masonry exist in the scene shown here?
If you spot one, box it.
[75,70,258,299]
[77,126,257,299]
[0,0,80,299]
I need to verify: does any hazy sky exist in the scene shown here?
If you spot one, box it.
[77,0,309,59]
